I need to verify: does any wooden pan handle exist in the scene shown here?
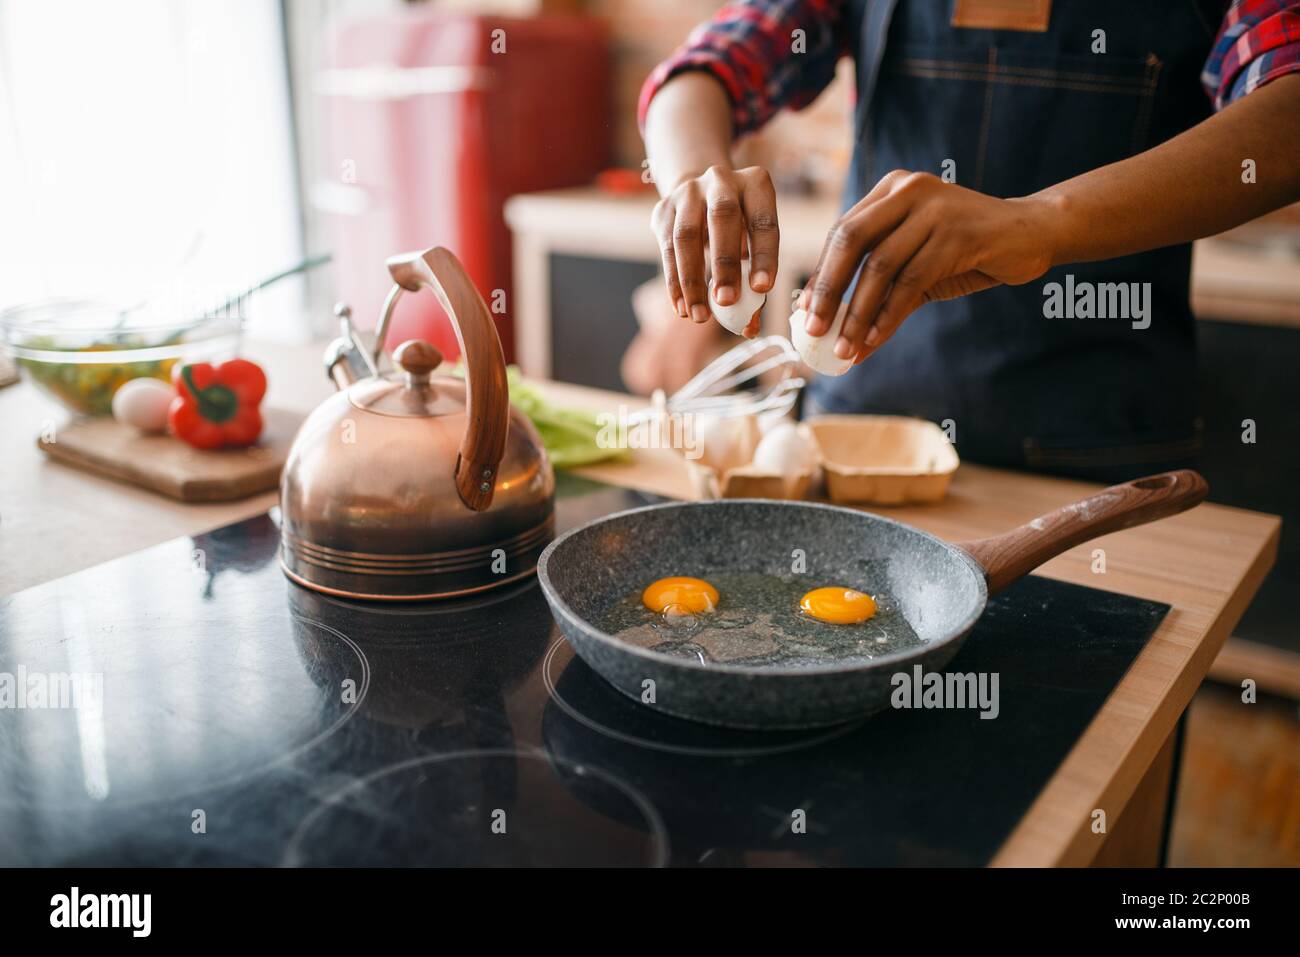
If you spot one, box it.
[958,470,1209,595]
[386,247,508,511]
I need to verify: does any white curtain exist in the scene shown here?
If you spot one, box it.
[0,0,306,339]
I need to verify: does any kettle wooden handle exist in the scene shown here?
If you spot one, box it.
[957,470,1209,595]
[386,247,508,511]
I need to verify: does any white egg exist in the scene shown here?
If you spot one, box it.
[789,304,853,376]
[111,377,174,433]
[708,259,767,336]
[690,414,728,470]
[692,413,760,473]
[751,422,818,475]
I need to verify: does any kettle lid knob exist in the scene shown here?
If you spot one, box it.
[393,339,443,379]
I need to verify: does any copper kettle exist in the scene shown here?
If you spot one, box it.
[280,247,555,600]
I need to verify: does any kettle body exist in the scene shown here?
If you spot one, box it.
[280,247,555,600]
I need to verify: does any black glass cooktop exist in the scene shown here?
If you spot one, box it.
[0,475,1169,866]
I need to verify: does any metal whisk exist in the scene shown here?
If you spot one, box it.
[629,335,806,427]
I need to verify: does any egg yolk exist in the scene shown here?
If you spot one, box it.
[800,587,877,625]
[642,577,719,615]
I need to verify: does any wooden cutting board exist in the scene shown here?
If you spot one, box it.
[36,407,303,502]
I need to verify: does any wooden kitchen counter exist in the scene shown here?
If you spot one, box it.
[0,346,1280,867]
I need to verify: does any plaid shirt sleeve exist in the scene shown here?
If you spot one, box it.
[637,0,850,138]
[1203,0,1300,108]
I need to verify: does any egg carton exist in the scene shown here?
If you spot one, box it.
[676,413,823,501]
[806,415,959,505]
[634,337,957,504]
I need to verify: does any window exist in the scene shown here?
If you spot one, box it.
[0,0,306,339]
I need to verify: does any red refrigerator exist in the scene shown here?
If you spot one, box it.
[319,11,610,362]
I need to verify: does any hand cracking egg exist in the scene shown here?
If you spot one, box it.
[800,587,877,625]
[642,576,719,615]
[789,303,853,377]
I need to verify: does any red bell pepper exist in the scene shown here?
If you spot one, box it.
[168,358,267,449]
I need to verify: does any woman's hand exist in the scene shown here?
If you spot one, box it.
[650,165,780,337]
[800,170,1058,362]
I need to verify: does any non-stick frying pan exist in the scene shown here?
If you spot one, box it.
[537,470,1207,728]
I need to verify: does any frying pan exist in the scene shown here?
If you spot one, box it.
[537,470,1207,729]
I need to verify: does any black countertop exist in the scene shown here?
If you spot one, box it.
[0,476,1168,866]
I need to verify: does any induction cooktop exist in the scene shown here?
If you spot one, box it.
[0,475,1169,866]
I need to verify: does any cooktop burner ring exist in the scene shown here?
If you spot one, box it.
[281,747,670,867]
[264,611,373,771]
[0,612,371,811]
[542,639,865,757]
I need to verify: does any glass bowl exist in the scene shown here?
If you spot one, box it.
[1,299,243,416]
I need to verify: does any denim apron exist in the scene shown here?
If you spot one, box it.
[805,0,1220,482]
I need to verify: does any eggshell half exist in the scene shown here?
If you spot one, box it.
[789,304,853,376]
[709,259,767,335]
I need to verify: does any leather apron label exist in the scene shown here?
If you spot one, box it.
[951,0,1051,32]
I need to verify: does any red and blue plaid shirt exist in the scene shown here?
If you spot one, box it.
[638,0,1300,136]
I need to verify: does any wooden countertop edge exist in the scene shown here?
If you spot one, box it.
[991,516,1280,867]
